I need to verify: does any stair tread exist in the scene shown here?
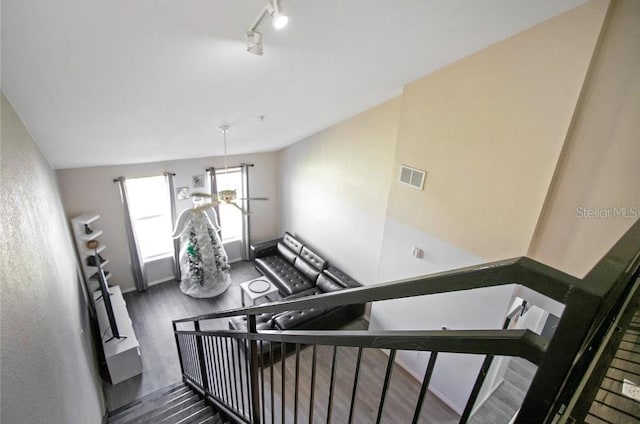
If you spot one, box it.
[174,405,215,424]
[156,399,206,424]
[140,394,201,423]
[108,381,187,420]
[110,385,200,424]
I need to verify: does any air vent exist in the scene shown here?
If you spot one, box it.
[399,165,426,190]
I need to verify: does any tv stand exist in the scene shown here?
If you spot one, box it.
[93,286,142,384]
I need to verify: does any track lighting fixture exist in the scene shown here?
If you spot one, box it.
[246,0,288,55]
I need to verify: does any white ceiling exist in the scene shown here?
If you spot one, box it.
[1,0,587,169]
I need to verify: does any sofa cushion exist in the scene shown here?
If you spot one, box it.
[228,313,274,331]
[285,287,321,300]
[324,266,360,289]
[316,274,343,293]
[255,255,315,296]
[299,246,327,271]
[274,307,326,330]
[282,232,303,255]
[294,258,321,283]
[277,241,297,265]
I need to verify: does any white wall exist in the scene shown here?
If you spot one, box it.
[372,219,516,413]
[279,98,400,284]
[57,152,279,292]
[1,93,105,423]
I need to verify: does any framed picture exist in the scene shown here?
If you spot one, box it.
[176,187,190,200]
[192,175,205,188]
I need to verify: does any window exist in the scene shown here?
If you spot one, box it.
[125,176,173,261]
[216,168,243,242]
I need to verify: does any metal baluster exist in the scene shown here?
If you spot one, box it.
[194,322,209,390]
[248,315,261,424]
[230,337,241,412]
[236,337,246,417]
[215,337,228,404]
[327,346,338,424]
[294,344,300,424]
[281,342,286,423]
[376,349,396,424]
[172,323,185,379]
[224,338,235,410]
[412,352,438,424]
[309,344,317,424]
[460,354,494,424]
[348,347,363,424]
[260,340,266,424]
[270,342,275,424]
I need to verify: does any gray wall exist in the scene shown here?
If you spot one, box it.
[1,93,105,423]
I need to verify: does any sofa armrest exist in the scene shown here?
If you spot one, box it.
[251,238,281,259]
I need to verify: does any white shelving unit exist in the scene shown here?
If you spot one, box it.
[71,213,107,292]
[71,213,142,384]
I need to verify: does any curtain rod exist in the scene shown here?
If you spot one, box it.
[206,163,254,172]
[113,172,175,182]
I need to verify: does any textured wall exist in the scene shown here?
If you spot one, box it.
[0,93,104,423]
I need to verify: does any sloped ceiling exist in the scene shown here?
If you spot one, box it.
[1,0,587,169]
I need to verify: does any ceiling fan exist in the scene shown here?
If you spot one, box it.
[191,125,268,215]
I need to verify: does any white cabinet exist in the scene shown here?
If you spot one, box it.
[72,213,142,384]
[93,286,143,384]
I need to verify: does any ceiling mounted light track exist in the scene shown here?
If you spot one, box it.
[246,0,289,55]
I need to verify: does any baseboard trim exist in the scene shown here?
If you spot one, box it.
[380,349,464,416]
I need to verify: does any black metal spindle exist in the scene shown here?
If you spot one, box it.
[348,347,363,424]
[215,337,227,404]
[247,315,261,424]
[412,352,438,424]
[236,337,246,417]
[230,338,241,412]
[204,336,213,392]
[281,342,286,423]
[194,321,208,390]
[327,345,338,424]
[270,342,275,424]
[294,343,300,424]
[460,354,494,424]
[172,323,185,378]
[244,338,252,419]
[309,344,317,424]
[260,340,266,424]
[224,338,235,410]
[376,349,396,424]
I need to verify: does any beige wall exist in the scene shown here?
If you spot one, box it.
[279,98,400,283]
[386,0,609,261]
[1,93,105,423]
[57,152,280,292]
[529,0,640,277]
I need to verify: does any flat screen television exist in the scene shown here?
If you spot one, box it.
[94,253,122,341]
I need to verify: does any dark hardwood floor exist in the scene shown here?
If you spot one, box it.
[104,261,262,410]
[104,261,527,423]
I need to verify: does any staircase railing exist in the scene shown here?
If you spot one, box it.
[173,220,640,424]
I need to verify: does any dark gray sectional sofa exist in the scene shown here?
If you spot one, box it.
[229,233,364,360]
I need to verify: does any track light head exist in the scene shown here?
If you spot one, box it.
[270,0,288,30]
[246,30,263,55]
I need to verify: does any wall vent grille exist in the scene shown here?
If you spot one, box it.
[399,165,426,190]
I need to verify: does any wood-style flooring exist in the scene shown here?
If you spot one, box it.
[104,260,533,423]
[104,261,262,410]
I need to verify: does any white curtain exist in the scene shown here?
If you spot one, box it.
[114,177,148,291]
[206,167,221,237]
[164,172,181,282]
[240,163,251,260]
